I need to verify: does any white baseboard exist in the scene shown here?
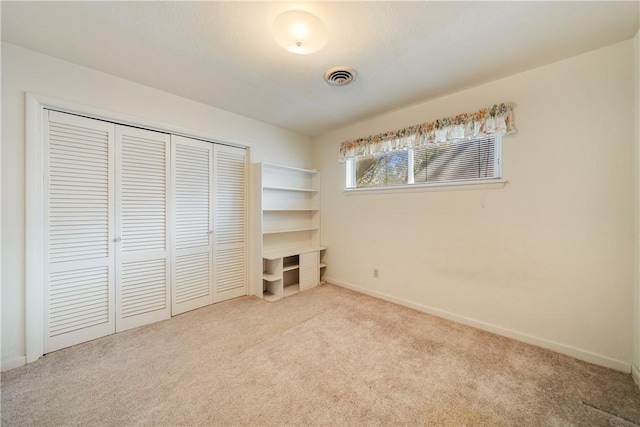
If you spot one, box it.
[2,356,26,372]
[633,364,640,388]
[325,277,631,373]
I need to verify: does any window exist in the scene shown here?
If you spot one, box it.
[355,150,408,187]
[347,135,501,189]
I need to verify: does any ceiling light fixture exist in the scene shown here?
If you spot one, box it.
[273,10,328,55]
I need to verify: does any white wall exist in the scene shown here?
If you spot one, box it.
[1,42,312,369]
[313,39,636,371]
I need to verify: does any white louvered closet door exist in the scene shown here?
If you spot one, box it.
[44,110,116,353]
[115,126,171,332]
[213,144,248,302]
[171,136,214,315]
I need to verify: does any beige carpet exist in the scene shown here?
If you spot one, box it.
[2,284,640,426]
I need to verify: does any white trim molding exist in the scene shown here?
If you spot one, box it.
[325,277,632,374]
[633,364,640,388]
[345,178,507,195]
[25,93,45,363]
[2,356,27,372]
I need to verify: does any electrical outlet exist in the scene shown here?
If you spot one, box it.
[373,269,379,278]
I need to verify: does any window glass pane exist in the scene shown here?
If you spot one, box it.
[356,150,408,187]
[414,136,496,184]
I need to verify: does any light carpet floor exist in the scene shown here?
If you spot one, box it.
[2,284,640,426]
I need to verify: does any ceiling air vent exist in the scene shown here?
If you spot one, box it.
[324,66,357,86]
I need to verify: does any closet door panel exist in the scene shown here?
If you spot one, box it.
[171,136,214,315]
[174,252,211,306]
[213,145,247,302]
[44,110,116,353]
[115,125,171,331]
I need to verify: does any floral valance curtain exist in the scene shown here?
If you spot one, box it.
[339,103,516,162]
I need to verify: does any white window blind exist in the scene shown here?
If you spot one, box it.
[413,136,497,184]
[349,135,501,189]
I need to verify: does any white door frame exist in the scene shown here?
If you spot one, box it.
[25,93,251,363]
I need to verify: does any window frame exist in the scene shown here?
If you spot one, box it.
[345,134,505,193]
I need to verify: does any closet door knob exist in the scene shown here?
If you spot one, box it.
[113,237,122,242]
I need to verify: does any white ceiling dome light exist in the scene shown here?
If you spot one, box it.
[272,10,328,54]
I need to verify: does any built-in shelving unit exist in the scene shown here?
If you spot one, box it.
[253,162,326,301]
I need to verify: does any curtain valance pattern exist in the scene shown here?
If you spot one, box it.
[339,103,516,162]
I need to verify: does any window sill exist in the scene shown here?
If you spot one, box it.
[344,179,508,195]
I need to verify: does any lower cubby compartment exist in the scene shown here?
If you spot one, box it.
[263,292,281,302]
[263,278,282,301]
[282,267,300,297]
[283,255,299,272]
[283,283,300,297]
[260,247,325,301]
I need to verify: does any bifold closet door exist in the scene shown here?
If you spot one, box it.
[213,144,247,302]
[171,136,214,315]
[115,126,171,332]
[44,110,116,353]
[43,110,246,352]
[44,111,172,352]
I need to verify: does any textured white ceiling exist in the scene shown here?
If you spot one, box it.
[2,1,638,136]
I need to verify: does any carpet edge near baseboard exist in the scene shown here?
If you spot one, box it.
[324,277,631,374]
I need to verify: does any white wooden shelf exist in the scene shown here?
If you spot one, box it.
[262,273,279,282]
[283,264,299,272]
[263,246,326,261]
[263,186,318,193]
[262,163,318,174]
[255,162,326,301]
[262,283,300,302]
[263,227,318,235]
[263,292,281,302]
[263,208,319,212]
